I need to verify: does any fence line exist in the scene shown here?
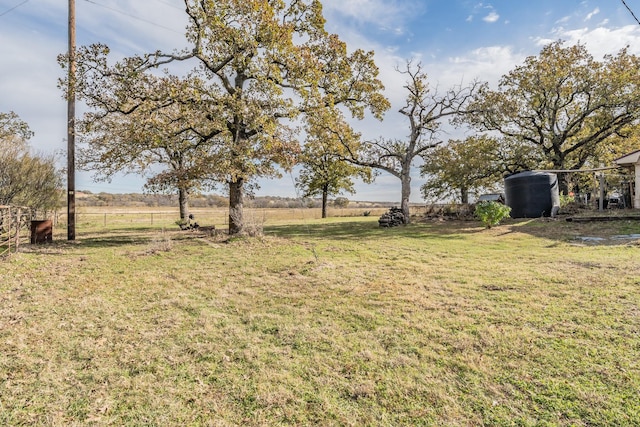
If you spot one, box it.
[53,207,400,228]
[0,206,31,258]
[1,204,467,249]
[52,205,461,227]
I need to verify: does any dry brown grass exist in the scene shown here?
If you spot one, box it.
[1,216,639,425]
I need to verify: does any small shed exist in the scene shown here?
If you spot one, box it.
[614,150,640,209]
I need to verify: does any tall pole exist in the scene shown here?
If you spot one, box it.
[67,0,76,240]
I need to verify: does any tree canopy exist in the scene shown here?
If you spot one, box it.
[467,41,640,192]
[0,111,33,143]
[74,73,222,221]
[62,0,388,234]
[0,112,62,213]
[296,105,374,218]
[420,136,503,203]
[342,61,480,222]
[296,139,371,219]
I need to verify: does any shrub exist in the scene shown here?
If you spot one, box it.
[474,201,511,228]
[333,197,349,208]
[559,193,574,207]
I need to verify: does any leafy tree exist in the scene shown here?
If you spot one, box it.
[467,41,640,193]
[333,197,349,208]
[296,145,369,218]
[75,74,221,222]
[296,112,373,218]
[589,123,640,169]
[0,111,32,142]
[342,61,481,223]
[0,112,62,213]
[62,0,388,235]
[421,136,503,203]
[421,132,550,204]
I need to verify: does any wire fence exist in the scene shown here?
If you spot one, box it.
[1,204,457,250]
[0,205,31,258]
[52,207,397,230]
[46,205,466,231]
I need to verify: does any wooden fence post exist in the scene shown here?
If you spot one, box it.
[15,207,20,252]
[7,206,12,255]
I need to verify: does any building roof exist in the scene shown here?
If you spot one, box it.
[615,149,640,166]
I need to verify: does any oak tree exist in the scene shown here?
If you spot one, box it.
[420,133,546,203]
[75,73,222,221]
[342,61,481,222]
[296,106,374,218]
[296,140,371,219]
[62,0,388,234]
[467,41,640,193]
[0,111,32,143]
[420,136,502,203]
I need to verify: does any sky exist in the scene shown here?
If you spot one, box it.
[1,0,640,202]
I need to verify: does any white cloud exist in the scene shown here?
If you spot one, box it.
[444,45,525,86]
[320,0,418,34]
[584,7,600,21]
[322,0,389,18]
[536,25,640,58]
[483,11,500,23]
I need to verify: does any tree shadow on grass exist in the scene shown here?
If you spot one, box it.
[265,219,478,241]
[37,217,638,251]
[497,215,640,246]
[266,216,640,247]
[31,226,176,251]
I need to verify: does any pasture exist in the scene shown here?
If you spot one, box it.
[1,211,639,426]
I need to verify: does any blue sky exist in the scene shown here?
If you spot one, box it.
[1,0,640,202]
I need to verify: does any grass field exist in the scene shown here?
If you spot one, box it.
[56,206,393,230]
[1,214,639,426]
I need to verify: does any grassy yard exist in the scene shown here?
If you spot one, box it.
[1,216,639,426]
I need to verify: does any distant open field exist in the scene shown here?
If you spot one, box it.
[1,214,639,425]
[53,206,396,230]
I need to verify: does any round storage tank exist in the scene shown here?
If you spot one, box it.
[504,171,560,218]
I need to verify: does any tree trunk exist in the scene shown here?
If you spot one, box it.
[178,187,189,221]
[228,177,244,235]
[321,184,328,218]
[460,187,469,204]
[552,156,570,195]
[400,172,411,224]
[558,172,570,195]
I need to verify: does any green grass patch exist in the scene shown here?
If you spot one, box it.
[1,217,639,425]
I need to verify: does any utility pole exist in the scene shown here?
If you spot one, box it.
[67,0,76,240]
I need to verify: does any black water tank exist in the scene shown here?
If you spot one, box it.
[505,171,560,218]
